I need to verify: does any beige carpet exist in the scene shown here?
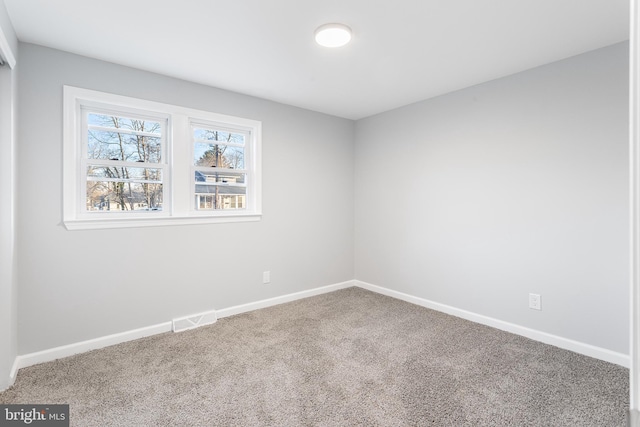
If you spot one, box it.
[0,287,629,426]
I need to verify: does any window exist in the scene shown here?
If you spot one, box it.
[63,86,261,230]
[192,122,249,212]
[84,108,168,214]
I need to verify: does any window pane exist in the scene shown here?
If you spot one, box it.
[194,187,246,210]
[88,130,161,163]
[88,113,162,135]
[194,143,244,169]
[86,181,163,211]
[195,170,245,185]
[193,127,245,145]
[87,166,162,182]
[87,113,162,163]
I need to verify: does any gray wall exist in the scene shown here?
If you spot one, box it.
[17,43,355,354]
[0,0,17,391]
[14,40,631,358]
[354,42,630,354]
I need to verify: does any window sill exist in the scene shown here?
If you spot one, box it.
[63,213,262,230]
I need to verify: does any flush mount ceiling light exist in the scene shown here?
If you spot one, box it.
[314,23,352,48]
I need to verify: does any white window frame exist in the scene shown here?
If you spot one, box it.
[63,86,262,230]
[190,119,254,215]
[80,103,171,219]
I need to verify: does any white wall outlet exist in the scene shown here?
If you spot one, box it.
[529,293,541,310]
[263,271,271,284]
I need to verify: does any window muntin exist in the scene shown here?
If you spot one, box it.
[87,166,163,181]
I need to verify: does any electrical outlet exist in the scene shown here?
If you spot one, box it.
[263,271,271,284]
[529,293,541,310]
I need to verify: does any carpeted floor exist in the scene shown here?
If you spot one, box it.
[0,287,629,426]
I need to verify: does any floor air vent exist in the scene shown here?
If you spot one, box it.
[172,309,217,332]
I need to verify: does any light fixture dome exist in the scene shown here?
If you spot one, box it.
[314,23,352,48]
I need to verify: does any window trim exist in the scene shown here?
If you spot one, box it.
[63,86,262,230]
[190,119,252,214]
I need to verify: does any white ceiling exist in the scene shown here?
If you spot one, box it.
[4,0,630,120]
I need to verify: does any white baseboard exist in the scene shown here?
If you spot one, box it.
[15,322,172,373]
[9,357,18,385]
[0,358,19,392]
[216,280,355,319]
[8,278,627,389]
[11,280,356,377]
[630,409,640,427]
[355,280,630,368]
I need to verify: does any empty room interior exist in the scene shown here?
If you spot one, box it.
[0,0,638,425]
